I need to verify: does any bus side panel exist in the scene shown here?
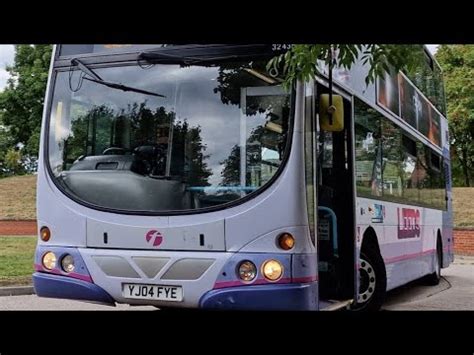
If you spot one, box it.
[421,208,443,276]
[381,202,415,291]
[442,146,454,267]
[442,208,454,267]
[357,198,444,292]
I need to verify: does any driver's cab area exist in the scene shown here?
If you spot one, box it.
[68,111,172,179]
[58,103,194,211]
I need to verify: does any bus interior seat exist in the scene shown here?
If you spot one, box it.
[318,206,338,258]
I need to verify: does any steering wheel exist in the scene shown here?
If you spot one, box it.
[133,144,167,175]
[102,147,127,155]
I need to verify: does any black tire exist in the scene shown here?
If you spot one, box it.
[424,240,442,286]
[351,245,387,312]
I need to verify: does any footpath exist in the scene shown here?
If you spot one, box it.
[0,220,37,235]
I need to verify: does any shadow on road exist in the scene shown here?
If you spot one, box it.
[383,277,451,309]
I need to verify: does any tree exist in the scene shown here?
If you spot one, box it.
[0,45,52,156]
[0,126,14,176]
[4,148,23,175]
[268,44,424,89]
[436,45,474,186]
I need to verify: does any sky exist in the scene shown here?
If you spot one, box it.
[0,44,440,92]
[0,44,14,90]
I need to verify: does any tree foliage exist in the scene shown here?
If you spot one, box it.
[268,44,424,89]
[4,148,23,175]
[0,126,14,175]
[436,45,474,186]
[0,45,52,156]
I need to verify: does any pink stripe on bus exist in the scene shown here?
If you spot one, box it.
[213,280,243,289]
[214,278,290,289]
[35,263,93,283]
[384,249,436,264]
[293,275,318,283]
[213,276,317,289]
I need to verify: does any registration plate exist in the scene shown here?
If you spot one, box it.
[123,283,183,302]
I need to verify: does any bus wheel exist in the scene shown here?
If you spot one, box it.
[351,246,386,312]
[425,241,442,286]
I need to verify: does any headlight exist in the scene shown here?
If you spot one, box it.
[42,252,57,270]
[237,261,257,282]
[262,259,283,281]
[61,254,75,273]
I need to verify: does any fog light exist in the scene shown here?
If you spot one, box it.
[40,226,51,242]
[42,252,57,270]
[237,261,257,282]
[61,254,75,273]
[262,259,283,281]
[278,233,295,250]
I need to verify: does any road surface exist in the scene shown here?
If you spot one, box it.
[1,257,472,310]
[383,257,474,310]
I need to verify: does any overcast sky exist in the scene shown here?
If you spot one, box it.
[0,45,14,90]
[0,44,440,92]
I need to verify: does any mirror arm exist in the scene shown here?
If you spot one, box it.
[328,46,334,125]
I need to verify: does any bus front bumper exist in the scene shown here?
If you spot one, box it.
[33,272,115,306]
[34,245,318,309]
[199,281,318,310]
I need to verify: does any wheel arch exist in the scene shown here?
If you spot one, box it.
[361,226,381,254]
[437,229,443,268]
[353,226,387,311]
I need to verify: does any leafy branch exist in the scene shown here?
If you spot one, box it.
[267,44,424,90]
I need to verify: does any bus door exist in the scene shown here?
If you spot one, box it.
[313,82,357,306]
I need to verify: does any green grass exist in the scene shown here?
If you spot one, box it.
[452,188,474,228]
[0,175,37,220]
[0,236,36,286]
[0,174,473,226]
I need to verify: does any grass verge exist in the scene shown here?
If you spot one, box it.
[0,175,37,220]
[0,236,36,286]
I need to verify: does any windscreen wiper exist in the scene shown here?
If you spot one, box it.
[71,58,166,98]
[82,77,166,98]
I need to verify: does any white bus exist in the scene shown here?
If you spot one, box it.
[33,44,453,310]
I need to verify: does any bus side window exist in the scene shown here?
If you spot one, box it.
[416,141,430,206]
[382,119,404,200]
[354,99,382,198]
[401,135,418,204]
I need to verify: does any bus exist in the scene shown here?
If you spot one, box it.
[33,44,453,311]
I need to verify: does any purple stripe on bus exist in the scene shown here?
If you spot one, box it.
[292,275,318,283]
[34,263,93,283]
[66,272,93,283]
[384,249,435,264]
[214,277,290,289]
[214,275,317,289]
[213,280,243,289]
